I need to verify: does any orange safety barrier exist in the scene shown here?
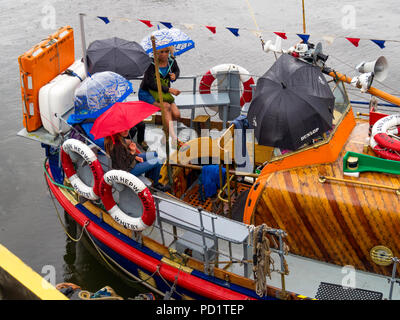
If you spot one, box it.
[18,26,75,132]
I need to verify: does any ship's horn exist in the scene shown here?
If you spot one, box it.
[356,56,388,82]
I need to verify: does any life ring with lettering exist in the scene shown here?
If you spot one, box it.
[61,139,104,200]
[370,114,400,160]
[199,64,255,106]
[99,170,156,231]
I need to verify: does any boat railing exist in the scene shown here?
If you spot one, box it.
[151,193,251,276]
[148,193,288,281]
[130,71,248,121]
[129,73,257,98]
[130,75,199,95]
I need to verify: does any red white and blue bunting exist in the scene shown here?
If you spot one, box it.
[93,15,395,49]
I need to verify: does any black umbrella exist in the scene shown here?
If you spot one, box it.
[87,37,151,79]
[247,54,335,150]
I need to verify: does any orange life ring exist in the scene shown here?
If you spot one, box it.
[199,64,255,106]
[61,139,104,200]
[99,170,156,231]
[370,114,400,160]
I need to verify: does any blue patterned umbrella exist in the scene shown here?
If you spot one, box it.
[140,28,195,57]
[67,71,133,124]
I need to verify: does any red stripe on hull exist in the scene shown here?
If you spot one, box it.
[45,166,254,300]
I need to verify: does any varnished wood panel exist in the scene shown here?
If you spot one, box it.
[254,120,400,276]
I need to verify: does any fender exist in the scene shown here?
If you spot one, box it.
[199,64,255,106]
[370,114,400,160]
[61,139,104,200]
[99,170,156,231]
[370,137,400,161]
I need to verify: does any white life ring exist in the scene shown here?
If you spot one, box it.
[370,114,400,161]
[199,64,255,106]
[99,170,156,231]
[61,139,104,200]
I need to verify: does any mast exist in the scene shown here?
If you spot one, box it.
[151,36,173,186]
[302,0,306,34]
[79,13,88,76]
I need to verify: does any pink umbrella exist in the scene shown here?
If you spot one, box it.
[90,101,160,140]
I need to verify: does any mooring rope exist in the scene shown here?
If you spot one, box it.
[251,223,290,297]
[43,158,74,191]
[45,175,90,242]
[78,286,124,300]
[252,224,273,296]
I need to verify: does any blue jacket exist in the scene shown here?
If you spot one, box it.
[201,165,226,198]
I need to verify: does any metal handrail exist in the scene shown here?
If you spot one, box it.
[145,221,252,267]
[152,195,251,276]
[153,195,245,242]
[146,207,288,280]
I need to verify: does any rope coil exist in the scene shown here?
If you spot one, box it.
[251,224,289,297]
[78,286,124,300]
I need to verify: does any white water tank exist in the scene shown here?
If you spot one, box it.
[39,59,86,135]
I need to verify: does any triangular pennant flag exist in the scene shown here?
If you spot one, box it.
[183,23,195,30]
[371,39,386,49]
[97,16,110,24]
[160,21,173,29]
[226,27,240,37]
[274,32,287,40]
[251,30,262,38]
[139,20,153,28]
[322,36,335,45]
[206,26,216,34]
[297,33,310,43]
[118,18,132,23]
[346,37,360,47]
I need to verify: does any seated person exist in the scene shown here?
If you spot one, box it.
[70,120,105,150]
[138,46,183,148]
[104,129,170,192]
[129,121,148,151]
[71,120,148,152]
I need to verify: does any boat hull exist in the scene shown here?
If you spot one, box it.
[248,119,400,276]
[44,163,274,300]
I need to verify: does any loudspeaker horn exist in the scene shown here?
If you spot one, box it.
[356,56,388,82]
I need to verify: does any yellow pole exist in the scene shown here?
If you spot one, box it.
[328,71,400,106]
[302,0,306,34]
[151,37,167,135]
[151,36,173,186]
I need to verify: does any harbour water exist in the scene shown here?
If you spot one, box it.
[1,0,400,299]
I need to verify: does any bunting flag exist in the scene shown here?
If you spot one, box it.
[346,37,360,47]
[206,26,216,34]
[139,20,153,28]
[88,14,394,50]
[274,32,287,40]
[251,30,262,38]
[97,16,110,24]
[322,36,335,45]
[160,21,173,29]
[297,33,310,43]
[183,23,195,30]
[226,27,240,37]
[371,39,386,49]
